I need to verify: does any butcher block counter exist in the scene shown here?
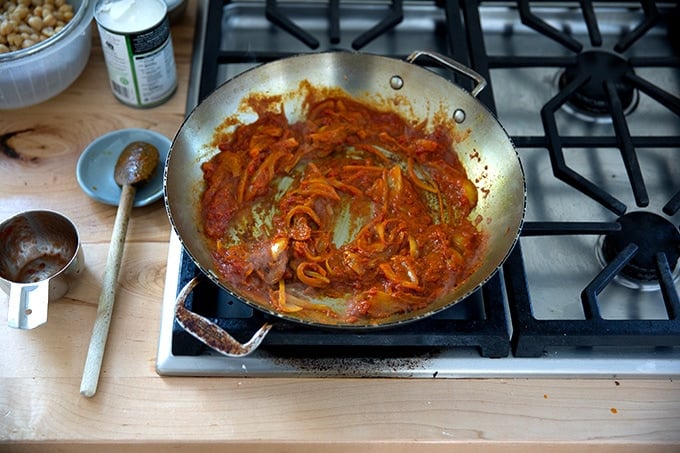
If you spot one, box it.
[1,1,679,451]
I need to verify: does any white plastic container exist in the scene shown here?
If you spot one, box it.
[0,0,94,110]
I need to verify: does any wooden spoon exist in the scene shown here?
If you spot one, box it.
[80,141,160,398]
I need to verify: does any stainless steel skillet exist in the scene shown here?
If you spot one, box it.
[164,50,526,356]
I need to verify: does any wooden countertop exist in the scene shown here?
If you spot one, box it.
[1,2,679,451]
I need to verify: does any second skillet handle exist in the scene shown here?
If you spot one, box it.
[406,50,487,98]
[174,277,273,357]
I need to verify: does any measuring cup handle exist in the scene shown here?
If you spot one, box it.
[7,282,49,329]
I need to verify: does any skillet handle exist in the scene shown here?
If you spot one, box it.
[174,277,273,357]
[406,50,487,98]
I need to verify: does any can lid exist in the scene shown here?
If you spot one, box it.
[95,0,167,33]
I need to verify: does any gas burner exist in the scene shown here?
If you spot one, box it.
[599,211,680,290]
[558,50,639,120]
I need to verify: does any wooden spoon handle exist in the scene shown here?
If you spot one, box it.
[80,183,136,397]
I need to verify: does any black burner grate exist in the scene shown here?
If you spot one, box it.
[265,0,405,49]
[460,0,680,357]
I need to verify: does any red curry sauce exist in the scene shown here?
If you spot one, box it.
[200,86,485,324]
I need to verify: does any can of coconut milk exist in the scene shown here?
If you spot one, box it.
[95,0,177,108]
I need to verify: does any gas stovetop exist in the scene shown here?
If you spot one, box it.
[156,0,680,378]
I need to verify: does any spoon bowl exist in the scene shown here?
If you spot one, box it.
[115,141,161,187]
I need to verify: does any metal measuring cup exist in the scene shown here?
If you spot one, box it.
[0,210,84,329]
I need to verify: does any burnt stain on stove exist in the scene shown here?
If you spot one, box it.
[268,349,437,377]
[0,129,39,162]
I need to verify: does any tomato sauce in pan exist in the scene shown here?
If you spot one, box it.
[200,86,485,324]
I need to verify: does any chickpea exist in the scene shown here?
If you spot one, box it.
[0,19,15,35]
[13,5,29,21]
[42,13,54,26]
[7,32,20,47]
[27,14,41,30]
[17,22,31,34]
[0,0,74,53]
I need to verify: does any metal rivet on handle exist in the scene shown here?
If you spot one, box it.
[453,109,466,124]
[389,75,404,90]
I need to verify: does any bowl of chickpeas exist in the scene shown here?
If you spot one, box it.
[0,0,93,109]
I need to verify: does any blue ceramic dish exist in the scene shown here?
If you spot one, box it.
[77,128,171,207]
